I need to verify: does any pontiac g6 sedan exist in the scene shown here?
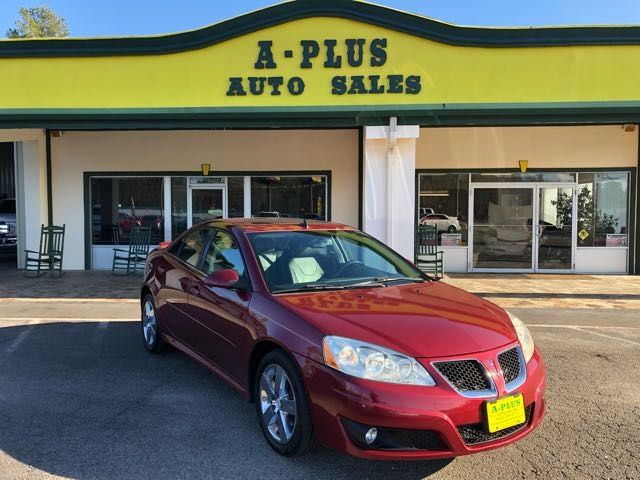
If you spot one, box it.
[141,219,546,460]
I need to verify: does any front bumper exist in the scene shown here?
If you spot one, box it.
[295,344,546,460]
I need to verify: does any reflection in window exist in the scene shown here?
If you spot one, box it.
[251,176,327,219]
[91,177,164,245]
[470,173,576,183]
[228,177,244,218]
[418,174,469,246]
[577,172,629,247]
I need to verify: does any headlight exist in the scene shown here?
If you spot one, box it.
[322,336,436,386]
[506,311,535,363]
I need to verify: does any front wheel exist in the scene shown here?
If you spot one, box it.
[141,294,166,353]
[447,225,457,233]
[255,350,316,457]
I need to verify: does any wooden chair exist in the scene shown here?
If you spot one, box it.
[24,224,65,277]
[415,224,444,278]
[112,225,151,274]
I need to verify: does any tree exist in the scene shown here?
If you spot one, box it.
[6,6,69,38]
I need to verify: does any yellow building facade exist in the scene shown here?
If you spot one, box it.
[0,0,637,273]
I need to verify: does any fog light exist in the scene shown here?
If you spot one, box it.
[364,428,377,445]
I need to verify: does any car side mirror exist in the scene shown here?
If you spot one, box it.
[204,269,240,288]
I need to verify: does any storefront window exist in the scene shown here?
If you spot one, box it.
[470,173,576,183]
[577,172,629,247]
[171,177,187,239]
[418,174,469,246]
[91,177,164,245]
[251,176,327,219]
[228,177,244,218]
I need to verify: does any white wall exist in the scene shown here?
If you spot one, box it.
[51,130,359,270]
[417,125,638,169]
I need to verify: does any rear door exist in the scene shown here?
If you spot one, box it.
[187,229,253,382]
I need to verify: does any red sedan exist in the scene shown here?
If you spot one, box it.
[141,219,546,459]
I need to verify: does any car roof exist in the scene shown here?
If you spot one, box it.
[198,218,357,233]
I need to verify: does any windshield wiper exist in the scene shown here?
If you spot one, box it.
[274,282,385,294]
[353,276,426,286]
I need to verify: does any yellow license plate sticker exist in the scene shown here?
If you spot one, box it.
[485,393,526,433]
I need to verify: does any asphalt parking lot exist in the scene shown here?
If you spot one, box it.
[0,300,639,480]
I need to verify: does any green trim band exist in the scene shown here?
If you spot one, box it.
[4,102,640,129]
[5,0,640,58]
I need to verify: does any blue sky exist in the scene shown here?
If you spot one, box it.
[2,0,640,37]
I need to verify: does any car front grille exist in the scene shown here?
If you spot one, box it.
[498,347,521,384]
[433,360,492,392]
[458,403,534,445]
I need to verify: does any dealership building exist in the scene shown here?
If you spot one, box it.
[0,0,638,274]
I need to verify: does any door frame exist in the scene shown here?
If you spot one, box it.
[535,184,577,273]
[468,182,577,273]
[187,180,227,229]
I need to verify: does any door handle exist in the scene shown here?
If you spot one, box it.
[189,284,200,295]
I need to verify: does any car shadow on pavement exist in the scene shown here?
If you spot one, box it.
[0,321,453,480]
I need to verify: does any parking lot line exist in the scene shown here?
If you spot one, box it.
[0,298,138,303]
[529,324,640,346]
[0,317,138,322]
[5,319,37,353]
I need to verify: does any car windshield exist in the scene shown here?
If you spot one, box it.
[248,230,428,293]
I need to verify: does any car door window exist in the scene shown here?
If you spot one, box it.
[203,230,249,288]
[176,229,209,269]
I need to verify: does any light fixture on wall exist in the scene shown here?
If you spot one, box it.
[201,163,211,176]
[622,124,636,132]
[519,160,528,173]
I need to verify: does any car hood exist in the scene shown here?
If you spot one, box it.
[276,281,516,358]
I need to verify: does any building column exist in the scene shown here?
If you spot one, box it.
[0,129,47,269]
[363,122,420,260]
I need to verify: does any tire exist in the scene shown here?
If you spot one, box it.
[255,350,316,457]
[141,294,167,354]
[447,225,457,233]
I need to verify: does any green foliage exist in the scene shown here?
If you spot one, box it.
[6,6,69,38]
[552,185,619,246]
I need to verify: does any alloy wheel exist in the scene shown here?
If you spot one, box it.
[259,364,297,444]
[142,300,157,346]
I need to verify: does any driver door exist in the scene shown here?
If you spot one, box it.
[186,229,252,382]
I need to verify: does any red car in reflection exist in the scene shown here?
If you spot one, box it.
[141,219,546,459]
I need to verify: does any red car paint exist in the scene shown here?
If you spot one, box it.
[143,219,546,460]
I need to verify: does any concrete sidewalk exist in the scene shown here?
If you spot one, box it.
[0,269,639,309]
[444,273,640,309]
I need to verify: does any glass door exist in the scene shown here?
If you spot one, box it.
[469,183,577,272]
[470,186,535,271]
[535,186,576,272]
[187,187,227,228]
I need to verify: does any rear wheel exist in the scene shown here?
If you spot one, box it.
[255,350,316,457]
[141,294,166,353]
